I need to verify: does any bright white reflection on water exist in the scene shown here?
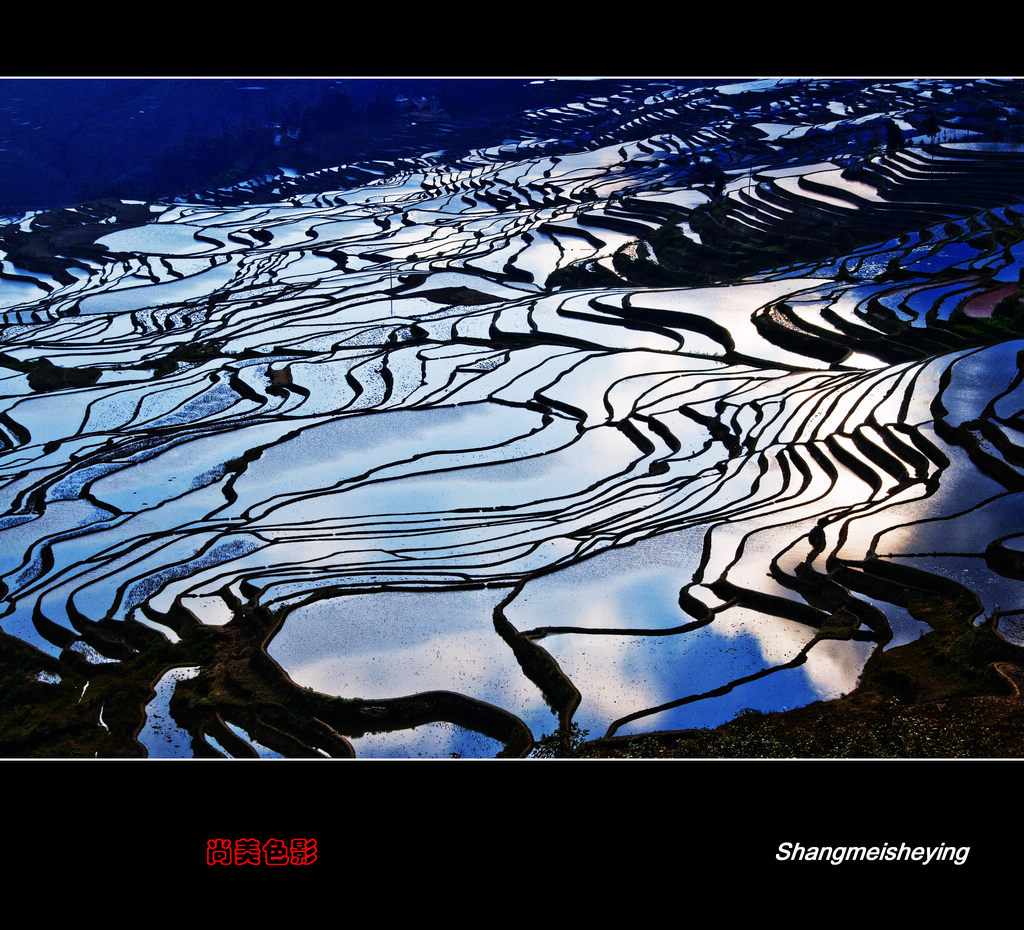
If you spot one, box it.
[506,527,708,632]
[268,587,556,739]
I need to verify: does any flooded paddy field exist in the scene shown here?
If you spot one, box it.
[3,77,1024,758]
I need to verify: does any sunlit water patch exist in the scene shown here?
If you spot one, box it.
[268,587,556,745]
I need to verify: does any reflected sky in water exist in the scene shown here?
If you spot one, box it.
[269,587,556,739]
[138,666,200,758]
[352,722,504,759]
[535,610,872,737]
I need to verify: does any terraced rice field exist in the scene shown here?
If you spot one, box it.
[3,77,1024,758]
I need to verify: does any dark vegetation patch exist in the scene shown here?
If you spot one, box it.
[946,288,1024,344]
[0,353,101,392]
[0,199,156,286]
[0,622,175,757]
[584,692,1019,759]
[546,260,628,291]
[612,213,830,289]
[415,286,502,306]
[139,340,228,377]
